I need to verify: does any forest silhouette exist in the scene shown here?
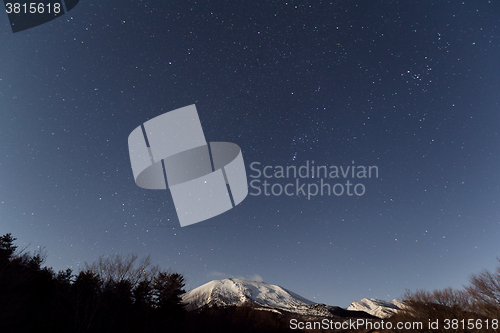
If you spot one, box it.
[0,233,299,333]
[1,233,500,333]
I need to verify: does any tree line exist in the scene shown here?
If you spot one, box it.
[0,233,184,332]
[0,233,301,333]
[3,231,500,333]
[388,259,500,332]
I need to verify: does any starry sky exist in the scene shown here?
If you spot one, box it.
[1,0,499,307]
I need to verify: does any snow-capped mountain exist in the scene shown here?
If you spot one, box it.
[347,298,404,318]
[182,278,374,318]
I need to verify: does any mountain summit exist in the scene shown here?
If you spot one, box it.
[347,298,404,318]
[182,278,375,318]
[182,278,314,312]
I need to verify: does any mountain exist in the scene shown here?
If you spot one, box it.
[347,298,405,318]
[182,278,374,318]
[182,278,314,311]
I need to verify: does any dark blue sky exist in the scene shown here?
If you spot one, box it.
[1,0,499,307]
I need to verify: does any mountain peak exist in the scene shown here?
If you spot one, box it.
[182,278,376,319]
[347,298,404,318]
[182,278,314,312]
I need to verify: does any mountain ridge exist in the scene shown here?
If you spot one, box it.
[347,298,405,318]
[182,278,392,319]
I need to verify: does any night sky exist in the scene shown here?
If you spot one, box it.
[1,0,499,307]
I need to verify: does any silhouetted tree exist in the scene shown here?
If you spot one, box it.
[0,233,17,265]
[83,253,160,288]
[72,270,103,332]
[152,271,186,331]
[154,272,186,309]
[466,258,500,318]
[391,260,500,332]
[0,234,60,332]
[80,253,187,333]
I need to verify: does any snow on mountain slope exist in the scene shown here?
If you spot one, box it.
[182,278,376,318]
[347,298,404,318]
[182,278,314,312]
